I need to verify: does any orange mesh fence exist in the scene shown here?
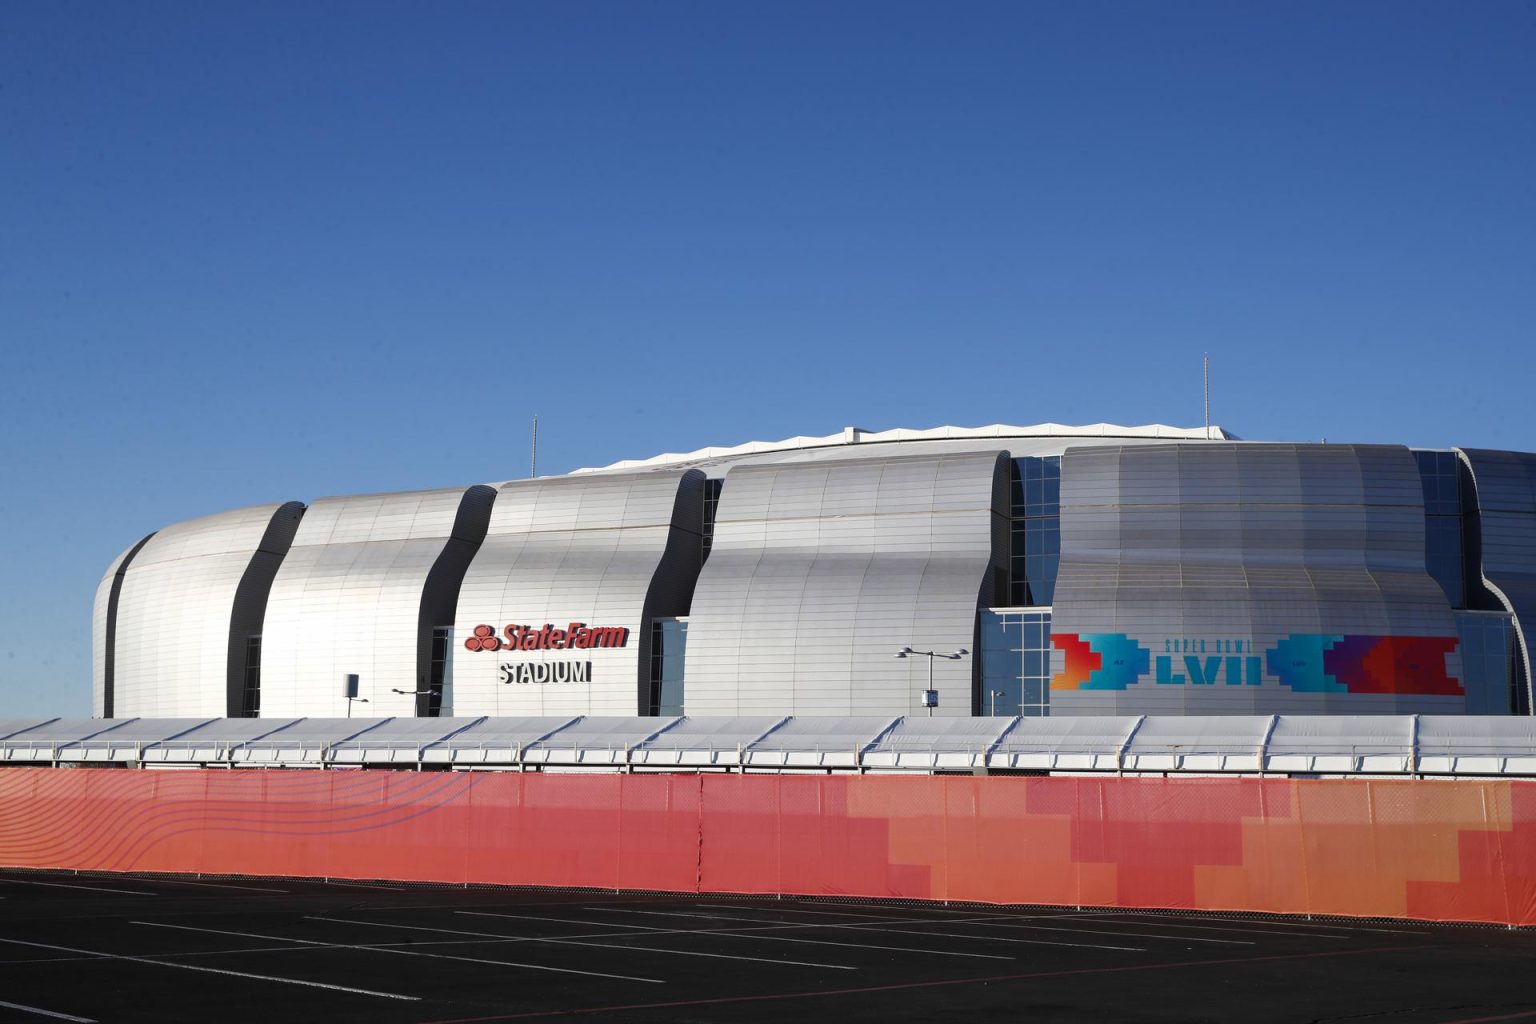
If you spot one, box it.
[1,769,1533,925]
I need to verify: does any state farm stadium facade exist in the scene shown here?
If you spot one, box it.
[91,423,1536,722]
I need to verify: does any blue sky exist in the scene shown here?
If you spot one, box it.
[2,1,1532,717]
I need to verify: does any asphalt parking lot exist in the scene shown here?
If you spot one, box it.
[1,869,1535,1024]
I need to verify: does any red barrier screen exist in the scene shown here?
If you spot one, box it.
[1,769,1533,926]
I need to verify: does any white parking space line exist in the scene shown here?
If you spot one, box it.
[1060,915,1349,939]
[587,907,1144,952]
[457,911,1014,960]
[706,901,1417,939]
[113,877,290,894]
[666,904,1251,946]
[459,912,663,930]
[0,936,417,1001]
[311,915,858,971]
[0,878,157,897]
[949,918,1254,945]
[832,902,1351,939]
[133,921,664,985]
[0,998,96,1022]
[1070,912,1429,937]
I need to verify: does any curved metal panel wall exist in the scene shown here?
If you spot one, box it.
[109,504,305,719]
[1051,443,1463,715]
[449,469,704,716]
[91,533,154,717]
[1457,448,1536,711]
[683,451,1009,716]
[259,486,495,718]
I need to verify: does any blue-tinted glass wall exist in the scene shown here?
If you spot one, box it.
[1415,450,1466,608]
[1455,611,1517,714]
[981,610,1052,715]
[1011,458,1060,606]
[650,617,688,716]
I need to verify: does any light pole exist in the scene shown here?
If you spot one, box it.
[989,689,1006,716]
[895,646,969,717]
[392,687,434,718]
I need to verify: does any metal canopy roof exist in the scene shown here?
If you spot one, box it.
[5,715,1536,776]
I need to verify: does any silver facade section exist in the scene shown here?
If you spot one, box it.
[1051,443,1463,715]
[683,451,1009,716]
[104,504,305,719]
[449,469,704,717]
[91,533,154,718]
[1457,448,1536,710]
[258,485,495,718]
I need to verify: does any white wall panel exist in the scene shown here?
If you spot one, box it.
[108,504,304,718]
[91,534,154,717]
[450,469,703,717]
[683,451,1008,716]
[260,486,494,717]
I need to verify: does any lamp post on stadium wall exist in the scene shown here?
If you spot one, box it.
[895,647,969,717]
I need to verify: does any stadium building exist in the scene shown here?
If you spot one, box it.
[92,423,1536,721]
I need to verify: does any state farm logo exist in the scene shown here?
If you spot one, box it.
[464,622,631,652]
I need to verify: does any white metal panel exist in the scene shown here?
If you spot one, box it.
[862,717,1012,769]
[92,534,153,717]
[685,452,1006,717]
[987,716,1144,771]
[260,487,491,718]
[142,718,302,762]
[0,718,135,761]
[421,716,582,764]
[57,719,218,762]
[326,717,483,763]
[629,715,787,767]
[522,717,682,765]
[1122,717,1270,772]
[110,504,302,719]
[450,470,702,718]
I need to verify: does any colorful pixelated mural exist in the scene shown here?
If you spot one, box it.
[1052,633,1462,695]
[1050,633,1150,690]
[0,769,1533,926]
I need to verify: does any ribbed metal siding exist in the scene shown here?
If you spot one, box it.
[259,486,494,718]
[1457,448,1536,710]
[449,469,704,716]
[683,451,1009,716]
[91,533,154,717]
[1052,443,1462,715]
[108,505,306,718]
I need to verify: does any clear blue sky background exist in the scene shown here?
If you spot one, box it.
[2,1,1532,718]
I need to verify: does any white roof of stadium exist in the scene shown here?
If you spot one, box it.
[572,422,1238,474]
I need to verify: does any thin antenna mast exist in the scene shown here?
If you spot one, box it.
[1203,354,1211,440]
[530,414,538,479]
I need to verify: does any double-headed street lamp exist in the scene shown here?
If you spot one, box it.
[895,646,969,717]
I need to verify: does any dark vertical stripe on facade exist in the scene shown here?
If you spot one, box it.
[638,469,706,715]
[1456,449,1536,715]
[224,502,306,717]
[102,533,156,719]
[416,485,497,717]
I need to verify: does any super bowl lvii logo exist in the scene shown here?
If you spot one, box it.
[1051,633,1462,695]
